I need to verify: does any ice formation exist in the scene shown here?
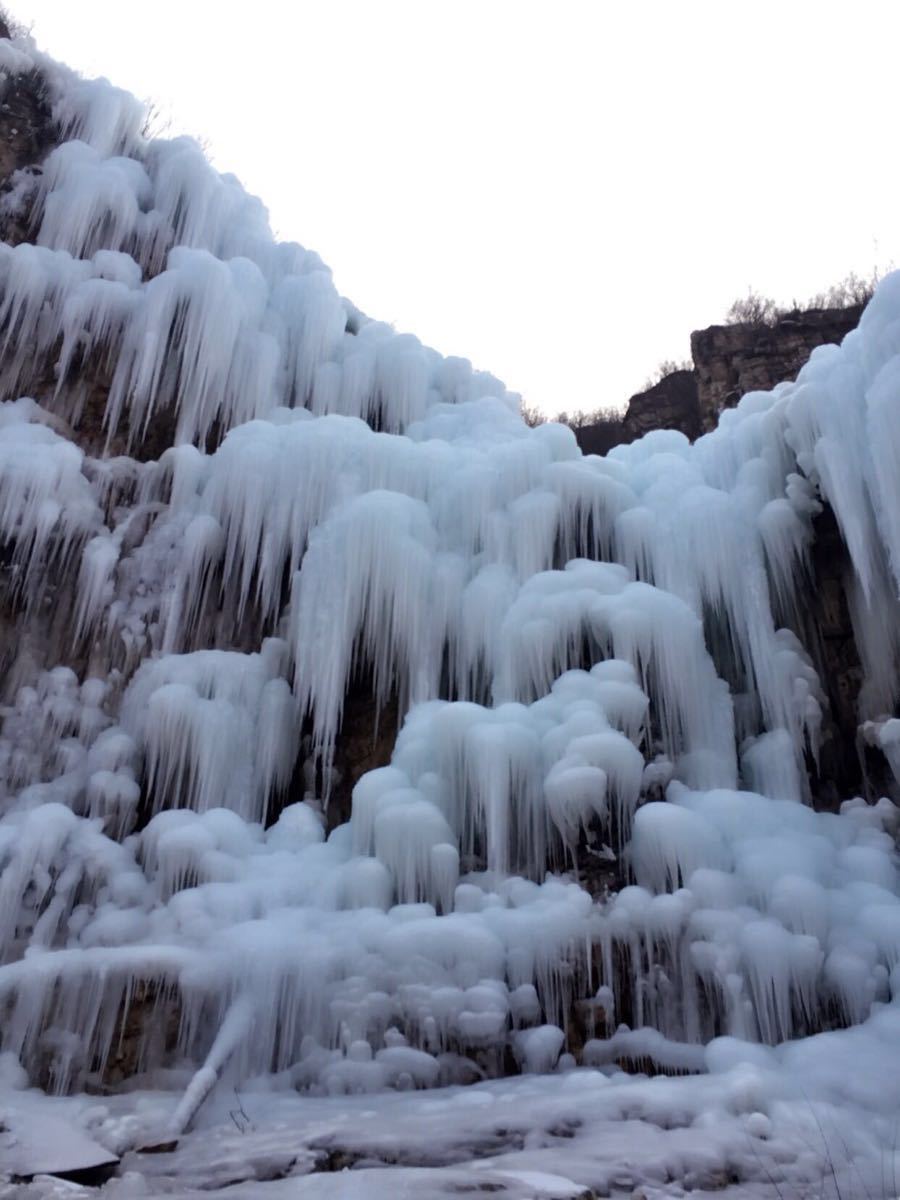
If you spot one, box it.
[0,24,900,1125]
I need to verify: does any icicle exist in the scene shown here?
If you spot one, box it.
[149,993,254,1147]
[120,643,297,822]
[106,247,280,448]
[36,141,152,260]
[291,491,444,779]
[54,76,146,158]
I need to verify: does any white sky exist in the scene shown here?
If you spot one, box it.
[14,0,900,415]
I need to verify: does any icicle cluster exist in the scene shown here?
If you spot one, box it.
[0,27,899,1097]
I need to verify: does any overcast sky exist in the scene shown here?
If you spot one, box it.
[15,0,900,414]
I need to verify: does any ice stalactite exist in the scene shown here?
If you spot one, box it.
[120,640,296,823]
[0,22,899,1101]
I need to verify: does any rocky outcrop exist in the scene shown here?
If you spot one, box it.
[620,368,701,443]
[803,505,867,807]
[691,306,863,428]
[575,305,864,457]
[327,684,399,829]
[571,415,627,456]
[573,371,701,456]
[0,49,55,246]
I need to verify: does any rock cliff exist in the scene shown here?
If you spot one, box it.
[691,305,864,427]
[575,304,864,457]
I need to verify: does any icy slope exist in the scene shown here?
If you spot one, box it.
[0,24,899,1109]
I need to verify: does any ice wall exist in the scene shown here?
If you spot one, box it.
[0,28,899,1098]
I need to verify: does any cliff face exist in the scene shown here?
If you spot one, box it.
[619,368,701,443]
[0,58,54,246]
[574,304,865,457]
[691,306,864,428]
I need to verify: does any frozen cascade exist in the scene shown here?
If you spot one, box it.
[0,24,899,1106]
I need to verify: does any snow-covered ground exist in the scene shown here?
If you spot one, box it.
[5,1006,900,1199]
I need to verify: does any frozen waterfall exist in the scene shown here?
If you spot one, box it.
[0,25,899,1106]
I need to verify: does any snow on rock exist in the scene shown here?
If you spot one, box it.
[0,1110,118,1180]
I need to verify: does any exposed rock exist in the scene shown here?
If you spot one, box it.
[0,62,55,243]
[691,306,863,429]
[572,414,627,456]
[573,370,700,455]
[100,984,182,1088]
[803,505,867,807]
[328,684,400,829]
[576,305,863,454]
[620,368,701,443]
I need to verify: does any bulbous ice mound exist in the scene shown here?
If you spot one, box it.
[0,25,899,1105]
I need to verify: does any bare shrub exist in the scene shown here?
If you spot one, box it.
[642,358,693,390]
[520,402,546,427]
[726,289,780,327]
[726,267,889,327]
